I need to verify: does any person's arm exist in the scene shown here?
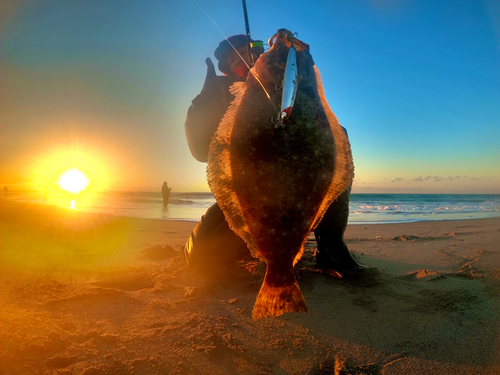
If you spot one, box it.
[184,58,239,162]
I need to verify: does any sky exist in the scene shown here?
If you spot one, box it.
[1,0,499,194]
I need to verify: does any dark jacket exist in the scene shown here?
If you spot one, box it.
[185,75,242,162]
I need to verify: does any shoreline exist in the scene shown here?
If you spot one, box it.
[3,192,499,225]
[2,197,499,225]
[1,199,500,374]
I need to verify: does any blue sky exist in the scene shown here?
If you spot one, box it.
[1,0,499,193]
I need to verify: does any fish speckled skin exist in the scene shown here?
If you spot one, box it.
[207,29,354,319]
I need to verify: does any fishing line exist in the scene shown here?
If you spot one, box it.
[170,174,185,189]
[192,0,276,109]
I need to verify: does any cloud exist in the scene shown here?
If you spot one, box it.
[389,175,477,184]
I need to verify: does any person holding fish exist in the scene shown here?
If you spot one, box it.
[183,34,378,287]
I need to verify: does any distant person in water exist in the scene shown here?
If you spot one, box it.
[162,181,171,207]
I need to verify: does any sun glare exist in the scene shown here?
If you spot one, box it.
[57,168,90,194]
[29,132,130,195]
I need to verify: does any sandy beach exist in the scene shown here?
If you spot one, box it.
[1,199,499,375]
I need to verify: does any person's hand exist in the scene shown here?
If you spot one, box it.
[201,58,220,91]
[201,58,239,94]
[205,57,217,79]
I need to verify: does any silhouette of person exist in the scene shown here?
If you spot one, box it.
[162,181,171,207]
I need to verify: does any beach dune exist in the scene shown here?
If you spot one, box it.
[1,200,499,374]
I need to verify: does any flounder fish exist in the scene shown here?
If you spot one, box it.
[207,29,354,320]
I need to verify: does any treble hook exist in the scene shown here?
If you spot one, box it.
[270,111,286,128]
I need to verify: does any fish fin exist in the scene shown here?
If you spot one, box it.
[214,81,245,136]
[229,81,246,97]
[311,66,354,229]
[207,80,260,257]
[252,280,308,320]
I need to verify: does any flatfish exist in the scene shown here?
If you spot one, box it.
[207,29,354,319]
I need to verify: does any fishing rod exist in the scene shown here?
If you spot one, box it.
[170,174,185,189]
[241,0,264,66]
[242,0,252,65]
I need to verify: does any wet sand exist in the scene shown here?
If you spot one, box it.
[1,199,499,374]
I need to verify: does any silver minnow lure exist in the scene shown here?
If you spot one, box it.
[279,44,298,127]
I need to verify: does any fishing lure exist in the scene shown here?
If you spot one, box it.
[279,42,298,127]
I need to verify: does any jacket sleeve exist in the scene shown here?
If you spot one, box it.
[184,76,238,162]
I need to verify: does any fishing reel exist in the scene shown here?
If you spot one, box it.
[249,40,264,65]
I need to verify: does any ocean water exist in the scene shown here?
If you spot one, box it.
[348,193,500,224]
[4,191,500,225]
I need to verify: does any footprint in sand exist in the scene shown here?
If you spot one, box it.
[141,244,177,260]
[92,273,154,291]
[398,269,445,282]
[46,355,81,369]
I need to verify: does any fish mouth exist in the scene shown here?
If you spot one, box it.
[268,29,309,52]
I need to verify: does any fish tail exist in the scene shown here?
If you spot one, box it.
[252,279,308,320]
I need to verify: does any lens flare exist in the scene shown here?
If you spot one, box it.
[57,168,90,193]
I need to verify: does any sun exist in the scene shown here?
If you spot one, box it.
[57,168,90,194]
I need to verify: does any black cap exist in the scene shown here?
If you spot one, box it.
[214,34,252,75]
